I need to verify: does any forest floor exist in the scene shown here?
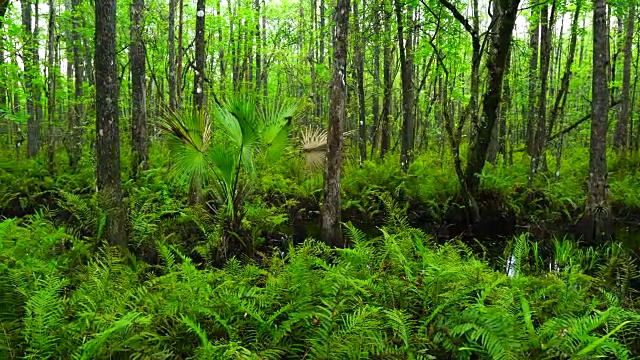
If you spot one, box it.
[2,147,640,358]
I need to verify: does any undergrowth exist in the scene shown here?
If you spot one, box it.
[1,199,640,359]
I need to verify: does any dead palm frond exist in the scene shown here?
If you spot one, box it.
[298,127,356,171]
[299,126,327,171]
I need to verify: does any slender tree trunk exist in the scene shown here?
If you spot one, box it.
[579,17,585,67]
[525,9,539,156]
[370,0,381,158]
[380,4,392,159]
[583,0,611,243]
[548,0,581,137]
[488,51,511,165]
[322,0,350,247]
[177,0,184,106]
[168,0,177,109]
[465,0,520,194]
[21,0,37,158]
[130,0,148,177]
[395,0,415,172]
[254,0,261,93]
[194,0,205,111]
[82,20,94,87]
[217,0,225,92]
[261,0,267,98]
[354,0,366,165]
[33,1,43,157]
[70,0,84,168]
[613,2,635,154]
[95,0,127,247]
[631,35,640,150]
[190,0,206,204]
[47,0,56,171]
[529,1,555,185]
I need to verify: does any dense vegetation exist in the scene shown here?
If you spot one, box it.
[1,0,640,357]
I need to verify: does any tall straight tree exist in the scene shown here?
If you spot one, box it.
[380,2,392,159]
[322,0,350,247]
[529,0,555,185]
[33,1,43,157]
[613,1,635,153]
[584,0,610,242]
[354,0,366,165]
[194,0,205,111]
[177,0,184,106]
[525,8,539,156]
[370,0,381,158]
[70,0,84,168]
[95,0,127,246]
[168,0,177,109]
[47,0,56,171]
[21,0,38,157]
[130,0,148,176]
[395,0,415,172]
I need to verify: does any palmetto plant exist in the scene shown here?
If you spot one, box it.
[159,97,297,251]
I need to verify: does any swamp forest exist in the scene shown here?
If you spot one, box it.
[2,0,640,357]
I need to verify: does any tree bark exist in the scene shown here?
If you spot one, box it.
[168,0,177,109]
[583,0,611,243]
[130,0,148,177]
[95,0,127,247]
[380,3,392,159]
[21,0,38,158]
[47,0,56,171]
[529,1,555,185]
[194,0,205,111]
[254,0,261,93]
[322,0,350,247]
[33,1,43,158]
[70,0,84,168]
[354,0,366,165]
[177,0,184,106]
[548,0,581,138]
[613,2,635,154]
[370,0,381,158]
[525,9,539,156]
[395,0,415,172]
[465,0,520,194]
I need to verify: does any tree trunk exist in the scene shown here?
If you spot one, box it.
[254,0,261,93]
[33,1,43,158]
[95,0,127,247]
[21,0,37,158]
[70,0,84,168]
[217,0,225,92]
[613,2,635,154]
[194,0,205,111]
[583,0,611,243]
[168,0,177,109]
[548,0,581,138]
[354,0,366,165]
[395,0,415,172]
[130,0,148,177]
[370,0,381,158]
[322,0,350,247]
[380,3,392,159]
[529,1,555,185]
[47,0,56,171]
[631,35,640,150]
[465,0,520,194]
[261,0,267,98]
[525,9,539,156]
[177,0,184,106]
